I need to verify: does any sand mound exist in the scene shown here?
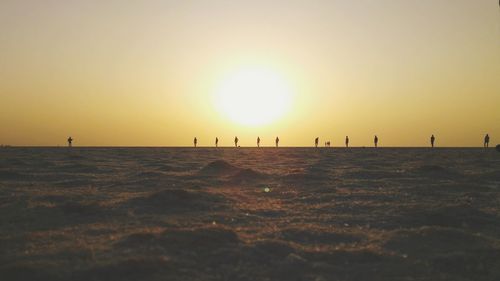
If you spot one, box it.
[229,168,269,184]
[127,189,226,213]
[248,240,295,259]
[197,160,269,184]
[198,160,240,176]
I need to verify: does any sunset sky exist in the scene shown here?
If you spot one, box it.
[1,0,499,147]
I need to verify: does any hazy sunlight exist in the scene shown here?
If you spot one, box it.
[214,67,293,126]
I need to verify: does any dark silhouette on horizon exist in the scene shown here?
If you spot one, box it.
[484,134,490,148]
[67,137,73,147]
[184,133,496,148]
[496,144,500,152]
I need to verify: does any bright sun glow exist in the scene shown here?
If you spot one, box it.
[215,67,293,126]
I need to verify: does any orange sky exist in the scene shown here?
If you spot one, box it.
[1,0,499,147]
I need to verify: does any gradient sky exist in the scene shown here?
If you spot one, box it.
[1,0,499,147]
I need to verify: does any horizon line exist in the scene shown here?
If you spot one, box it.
[1,145,496,149]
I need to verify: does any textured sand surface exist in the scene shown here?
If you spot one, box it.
[1,147,500,281]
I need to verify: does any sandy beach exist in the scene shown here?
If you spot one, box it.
[1,147,499,280]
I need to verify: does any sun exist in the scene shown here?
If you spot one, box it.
[214,67,293,126]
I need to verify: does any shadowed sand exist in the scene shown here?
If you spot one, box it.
[0,147,500,280]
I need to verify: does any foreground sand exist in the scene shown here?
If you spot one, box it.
[1,147,500,281]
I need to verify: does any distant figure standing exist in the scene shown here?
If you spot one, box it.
[374,135,378,148]
[67,137,73,147]
[275,136,280,147]
[484,134,490,148]
[234,136,239,147]
[215,137,219,148]
[315,137,319,148]
[257,137,261,148]
[194,137,197,148]
[345,136,349,148]
[430,135,435,148]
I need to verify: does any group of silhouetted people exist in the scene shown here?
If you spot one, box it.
[193,136,281,148]
[428,134,490,148]
[63,134,493,148]
[191,134,492,148]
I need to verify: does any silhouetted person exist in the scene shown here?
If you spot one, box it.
[194,137,197,148]
[345,136,349,148]
[315,137,319,148]
[430,135,435,148]
[234,136,239,147]
[257,137,261,147]
[374,135,378,148]
[484,134,490,148]
[275,136,279,147]
[215,137,219,148]
[67,137,73,147]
